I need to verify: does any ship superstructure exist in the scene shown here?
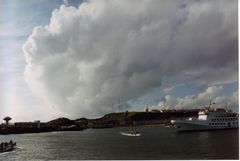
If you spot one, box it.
[171,102,239,131]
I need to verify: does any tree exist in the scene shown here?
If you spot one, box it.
[3,117,11,125]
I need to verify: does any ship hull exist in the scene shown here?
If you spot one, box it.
[171,120,238,132]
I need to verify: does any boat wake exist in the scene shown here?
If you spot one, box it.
[0,148,18,155]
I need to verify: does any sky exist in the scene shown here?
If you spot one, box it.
[0,0,238,122]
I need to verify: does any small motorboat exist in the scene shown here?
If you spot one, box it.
[0,141,17,153]
[120,131,142,137]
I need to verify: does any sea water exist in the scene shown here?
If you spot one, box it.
[0,126,238,160]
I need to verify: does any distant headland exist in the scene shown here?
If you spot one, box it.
[0,109,200,134]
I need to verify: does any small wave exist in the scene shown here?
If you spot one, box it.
[16,146,24,150]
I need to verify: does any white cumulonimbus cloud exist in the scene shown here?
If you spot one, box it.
[22,0,238,118]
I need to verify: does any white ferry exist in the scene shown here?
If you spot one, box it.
[171,103,239,132]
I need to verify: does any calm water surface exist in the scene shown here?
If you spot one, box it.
[0,126,238,160]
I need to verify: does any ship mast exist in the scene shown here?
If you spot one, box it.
[207,100,212,111]
[118,98,121,112]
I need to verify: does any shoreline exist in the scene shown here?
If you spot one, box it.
[0,123,171,135]
[0,110,201,135]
